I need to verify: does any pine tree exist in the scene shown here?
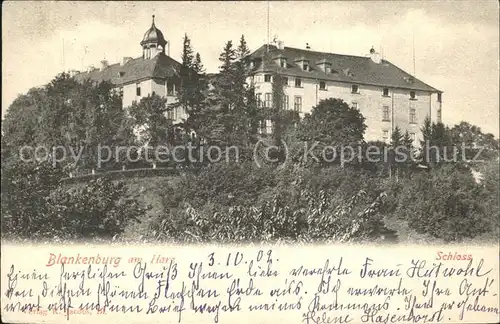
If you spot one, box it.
[389,126,403,179]
[193,53,205,74]
[420,117,455,168]
[217,40,238,114]
[420,117,434,166]
[213,40,238,145]
[174,34,195,126]
[209,37,254,150]
[400,130,416,176]
[236,35,250,59]
[181,34,194,68]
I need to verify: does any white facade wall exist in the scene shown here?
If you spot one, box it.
[251,73,442,144]
[120,78,185,124]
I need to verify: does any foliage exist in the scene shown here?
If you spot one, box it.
[174,34,207,135]
[296,98,367,166]
[2,73,136,171]
[45,178,147,240]
[475,159,500,239]
[155,184,387,244]
[449,121,499,162]
[1,160,64,238]
[395,164,490,242]
[161,161,277,209]
[419,117,455,167]
[1,160,147,240]
[449,121,499,150]
[202,36,256,148]
[388,126,416,179]
[153,163,390,244]
[129,93,171,146]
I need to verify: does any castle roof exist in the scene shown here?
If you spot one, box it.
[74,54,181,85]
[249,45,441,93]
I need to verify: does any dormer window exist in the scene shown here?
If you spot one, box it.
[118,71,125,77]
[410,91,417,100]
[273,54,287,68]
[316,59,332,73]
[294,57,309,72]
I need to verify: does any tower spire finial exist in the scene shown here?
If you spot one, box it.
[152,14,155,25]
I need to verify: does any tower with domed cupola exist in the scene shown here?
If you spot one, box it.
[141,15,168,59]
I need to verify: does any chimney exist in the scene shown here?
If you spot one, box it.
[368,46,382,64]
[100,60,109,70]
[122,57,132,65]
[277,40,284,50]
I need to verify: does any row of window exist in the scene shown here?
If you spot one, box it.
[255,93,302,111]
[261,75,428,100]
[259,121,419,143]
[255,94,419,123]
[382,105,416,124]
[135,83,177,97]
[351,102,418,124]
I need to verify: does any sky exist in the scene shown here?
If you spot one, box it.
[2,1,499,137]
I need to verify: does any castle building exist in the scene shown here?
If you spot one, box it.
[75,17,443,144]
[246,43,443,143]
[74,16,187,123]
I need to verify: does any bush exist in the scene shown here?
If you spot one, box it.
[45,177,148,240]
[1,159,147,241]
[154,188,388,244]
[161,161,277,209]
[395,164,489,242]
[1,160,64,238]
[476,159,500,239]
[153,163,391,244]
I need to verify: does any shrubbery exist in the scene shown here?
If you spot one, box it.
[152,163,392,244]
[1,160,64,238]
[1,160,147,241]
[45,178,147,240]
[394,164,491,242]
